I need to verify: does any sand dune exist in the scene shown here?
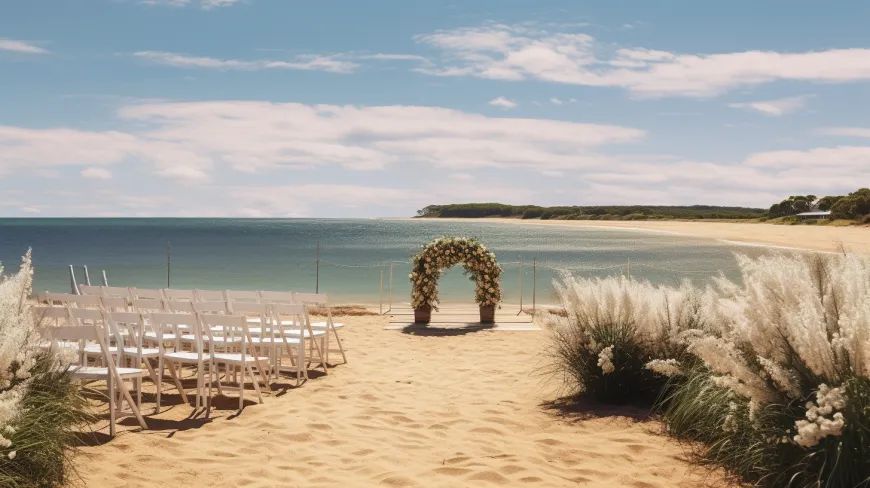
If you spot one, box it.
[74,315,733,487]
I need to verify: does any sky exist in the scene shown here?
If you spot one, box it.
[1,0,869,217]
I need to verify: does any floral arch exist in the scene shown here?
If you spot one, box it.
[409,236,501,324]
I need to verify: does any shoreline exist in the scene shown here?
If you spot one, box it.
[402,217,870,254]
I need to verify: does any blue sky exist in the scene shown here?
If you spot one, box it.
[1,0,868,217]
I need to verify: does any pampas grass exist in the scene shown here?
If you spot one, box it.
[548,253,870,486]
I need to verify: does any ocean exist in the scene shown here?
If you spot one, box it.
[0,218,775,305]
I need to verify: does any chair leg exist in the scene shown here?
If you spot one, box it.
[246,363,263,404]
[238,366,244,411]
[117,376,147,429]
[108,373,116,437]
[331,326,347,364]
[156,357,163,414]
[165,361,188,404]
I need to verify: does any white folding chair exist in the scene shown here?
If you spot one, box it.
[70,295,103,309]
[153,312,214,411]
[105,311,161,411]
[36,292,77,306]
[294,292,346,365]
[54,310,148,436]
[258,290,295,304]
[268,303,311,385]
[199,313,270,411]
[271,303,329,378]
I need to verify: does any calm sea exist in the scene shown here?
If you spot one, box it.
[0,218,775,305]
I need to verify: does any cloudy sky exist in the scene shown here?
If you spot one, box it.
[1,1,869,217]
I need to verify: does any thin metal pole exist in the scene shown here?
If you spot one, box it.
[315,241,320,293]
[517,260,523,315]
[101,269,109,286]
[69,265,80,295]
[388,262,394,313]
[627,257,631,279]
[532,258,537,314]
[82,265,91,286]
[379,268,384,315]
[166,241,171,288]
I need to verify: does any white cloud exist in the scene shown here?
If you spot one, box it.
[729,95,811,116]
[80,167,112,180]
[488,96,517,109]
[415,24,870,97]
[0,38,48,54]
[549,97,564,105]
[816,127,870,138]
[133,51,358,74]
[2,99,866,215]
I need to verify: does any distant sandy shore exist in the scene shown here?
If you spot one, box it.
[415,218,870,254]
[74,314,732,487]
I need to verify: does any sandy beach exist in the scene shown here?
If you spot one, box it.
[419,218,870,254]
[73,314,732,488]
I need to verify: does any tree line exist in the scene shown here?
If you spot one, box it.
[768,188,870,220]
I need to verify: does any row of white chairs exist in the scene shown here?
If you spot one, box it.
[38,286,347,365]
[36,303,317,435]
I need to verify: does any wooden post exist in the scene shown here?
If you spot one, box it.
[101,269,109,286]
[379,268,384,315]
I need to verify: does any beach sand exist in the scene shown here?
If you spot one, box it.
[74,314,732,488]
[423,218,870,254]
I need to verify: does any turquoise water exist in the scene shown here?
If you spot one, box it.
[0,218,773,305]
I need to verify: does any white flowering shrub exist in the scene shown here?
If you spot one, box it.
[410,236,501,310]
[547,274,706,403]
[0,250,92,487]
[0,250,36,460]
[661,253,870,488]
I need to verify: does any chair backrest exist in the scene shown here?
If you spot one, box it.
[193,300,228,314]
[102,286,132,298]
[106,311,147,356]
[195,289,226,302]
[132,297,165,312]
[259,290,295,303]
[78,285,102,296]
[166,300,196,313]
[101,296,129,312]
[269,303,308,334]
[70,295,103,309]
[31,305,72,326]
[69,307,105,323]
[199,313,249,350]
[149,312,199,350]
[226,290,260,303]
[163,288,194,300]
[131,288,164,300]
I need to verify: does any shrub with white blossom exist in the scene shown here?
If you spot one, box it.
[410,236,501,310]
[546,274,706,403]
[548,253,869,486]
[661,253,870,487]
[0,250,91,487]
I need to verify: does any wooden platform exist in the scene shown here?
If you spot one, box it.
[385,304,539,331]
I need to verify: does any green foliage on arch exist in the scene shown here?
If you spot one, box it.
[410,236,501,310]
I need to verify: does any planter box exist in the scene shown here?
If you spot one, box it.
[479,305,495,324]
[414,306,432,324]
